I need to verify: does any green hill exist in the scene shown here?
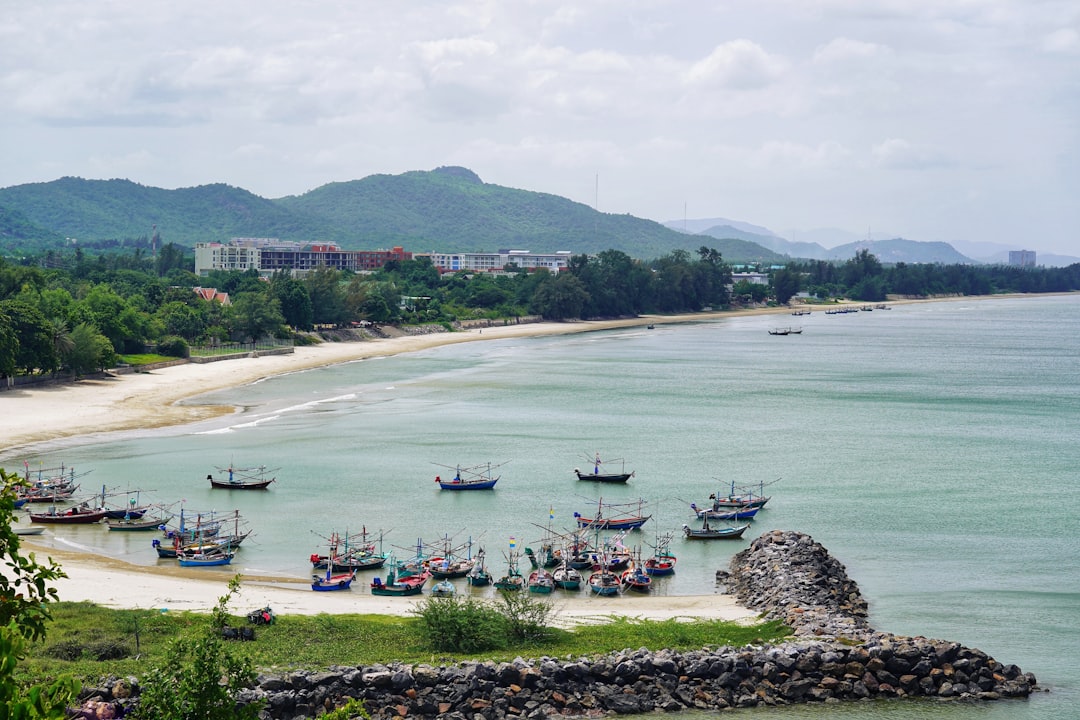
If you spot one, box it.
[0,168,751,262]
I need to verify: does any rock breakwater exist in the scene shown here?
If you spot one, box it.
[78,530,1038,718]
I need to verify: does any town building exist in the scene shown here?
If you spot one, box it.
[1008,250,1037,267]
[418,249,572,274]
[194,238,411,276]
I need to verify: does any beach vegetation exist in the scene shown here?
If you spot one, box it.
[19,598,789,684]
[0,469,80,718]
[133,577,261,720]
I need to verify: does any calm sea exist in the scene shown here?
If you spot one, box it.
[6,295,1079,719]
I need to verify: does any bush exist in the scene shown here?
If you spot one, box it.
[156,336,189,358]
[412,597,508,653]
[496,591,555,643]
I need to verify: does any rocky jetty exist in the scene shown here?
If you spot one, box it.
[77,530,1038,719]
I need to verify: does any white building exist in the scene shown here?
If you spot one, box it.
[421,250,572,274]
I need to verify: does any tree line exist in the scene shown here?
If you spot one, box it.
[3,243,1078,379]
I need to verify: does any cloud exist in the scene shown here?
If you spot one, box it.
[685,40,788,90]
[1042,27,1079,54]
[871,138,950,169]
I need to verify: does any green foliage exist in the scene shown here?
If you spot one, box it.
[321,698,370,720]
[134,577,260,720]
[0,469,80,719]
[495,591,555,643]
[155,336,189,359]
[66,322,115,375]
[411,597,508,653]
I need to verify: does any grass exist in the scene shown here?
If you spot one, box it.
[117,353,175,365]
[22,602,789,685]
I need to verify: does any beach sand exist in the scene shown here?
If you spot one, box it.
[0,299,980,623]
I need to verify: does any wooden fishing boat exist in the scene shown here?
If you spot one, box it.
[208,465,277,490]
[28,504,108,524]
[768,327,803,336]
[466,549,492,587]
[105,514,170,531]
[178,548,234,567]
[431,578,456,597]
[310,527,388,572]
[706,479,776,509]
[369,564,428,596]
[643,531,677,577]
[433,461,504,490]
[552,562,583,590]
[527,569,555,594]
[587,570,622,596]
[690,502,761,521]
[621,565,652,592]
[574,452,635,483]
[311,532,356,591]
[681,514,751,540]
[494,550,525,592]
[574,497,651,531]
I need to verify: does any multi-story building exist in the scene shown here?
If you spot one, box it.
[194,238,411,276]
[420,249,572,274]
[1008,250,1037,267]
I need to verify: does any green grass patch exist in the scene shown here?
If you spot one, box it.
[21,602,788,684]
[117,353,174,365]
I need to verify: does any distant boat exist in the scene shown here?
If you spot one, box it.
[574,452,635,483]
[527,569,555,594]
[768,327,803,336]
[552,561,583,590]
[643,531,677,577]
[369,562,428,597]
[587,569,621,596]
[208,465,277,490]
[430,578,456,597]
[466,549,492,587]
[28,504,108,524]
[682,513,750,540]
[177,547,234,567]
[621,565,652,593]
[433,462,504,491]
[311,532,356,591]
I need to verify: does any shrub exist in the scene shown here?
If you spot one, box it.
[496,591,555,643]
[412,596,508,653]
[156,336,189,358]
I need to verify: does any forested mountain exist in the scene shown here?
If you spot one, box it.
[0,168,728,261]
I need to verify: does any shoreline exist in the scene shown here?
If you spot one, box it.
[4,293,1062,622]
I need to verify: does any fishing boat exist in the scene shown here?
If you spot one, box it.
[690,502,761,521]
[27,504,108,524]
[768,327,803,336]
[105,511,171,531]
[643,532,677,577]
[311,527,389,572]
[16,462,88,504]
[574,497,651,531]
[177,547,234,567]
[369,562,428,596]
[311,533,356,591]
[494,549,525,592]
[621,565,652,593]
[681,513,751,540]
[426,534,478,579]
[433,461,504,490]
[574,452,635,483]
[587,569,622,596]
[12,525,45,536]
[706,479,777,509]
[208,465,277,490]
[431,578,456,597]
[98,486,152,519]
[527,569,555,594]
[552,561,583,591]
[466,549,492,587]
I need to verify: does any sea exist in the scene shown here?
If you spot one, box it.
[5,294,1078,720]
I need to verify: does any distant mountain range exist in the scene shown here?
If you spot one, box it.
[0,169,1074,266]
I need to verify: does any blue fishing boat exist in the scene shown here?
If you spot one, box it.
[434,462,504,490]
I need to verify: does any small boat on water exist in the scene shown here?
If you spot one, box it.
[621,565,652,593]
[574,452,635,483]
[575,497,651,531]
[370,563,428,597]
[12,524,45,536]
[310,527,388,572]
[178,548,234,567]
[27,504,108,524]
[643,531,677,577]
[433,462,504,491]
[705,479,777,509]
[466,549,492,587]
[527,569,555,594]
[587,569,621,596]
[682,514,751,540]
[105,513,171,531]
[311,533,356,591]
[431,578,456,597]
[690,502,760,521]
[208,465,277,490]
[768,327,803,336]
[494,550,525,592]
[552,561,583,590]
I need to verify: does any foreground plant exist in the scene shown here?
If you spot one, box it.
[134,577,261,720]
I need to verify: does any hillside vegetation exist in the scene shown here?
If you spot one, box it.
[0,168,735,261]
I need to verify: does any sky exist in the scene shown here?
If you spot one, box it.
[2,1,1078,255]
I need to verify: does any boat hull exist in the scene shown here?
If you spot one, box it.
[436,478,497,490]
[574,470,632,483]
[210,479,274,490]
[28,509,108,524]
[312,574,355,591]
[575,515,650,530]
[682,523,750,540]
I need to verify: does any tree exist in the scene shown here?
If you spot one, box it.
[1,468,80,717]
[67,322,116,375]
[269,274,313,330]
[229,293,285,342]
[530,272,589,320]
[771,268,800,305]
[135,577,261,720]
[0,300,58,375]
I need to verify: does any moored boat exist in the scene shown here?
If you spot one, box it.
[27,504,108,524]
[311,532,356,591]
[527,569,555,594]
[587,570,621,596]
[682,513,751,540]
[433,461,504,490]
[370,563,428,596]
[552,562,583,591]
[574,452,634,483]
[208,465,277,490]
[574,497,651,531]
[621,565,652,592]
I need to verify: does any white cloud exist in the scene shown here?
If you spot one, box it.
[685,40,788,90]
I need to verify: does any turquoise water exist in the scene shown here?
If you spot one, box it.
[6,295,1078,719]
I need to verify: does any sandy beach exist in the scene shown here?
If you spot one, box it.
[1,297,1017,624]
